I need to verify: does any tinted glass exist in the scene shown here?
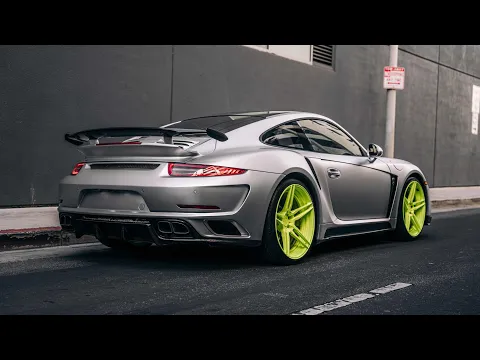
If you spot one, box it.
[298,119,364,156]
[262,121,311,150]
[162,112,274,132]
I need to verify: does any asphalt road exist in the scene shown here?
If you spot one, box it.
[1,207,480,315]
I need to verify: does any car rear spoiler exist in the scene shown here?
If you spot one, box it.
[64,126,228,146]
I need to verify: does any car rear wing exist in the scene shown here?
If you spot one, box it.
[65,127,228,146]
[64,127,228,160]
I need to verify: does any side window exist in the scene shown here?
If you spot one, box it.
[261,121,311,150]
[298,119,364,156]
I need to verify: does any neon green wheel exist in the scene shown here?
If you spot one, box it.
[402,179,426,237]
[274,184,316,260]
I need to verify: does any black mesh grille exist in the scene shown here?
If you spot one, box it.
[90,163,159,170]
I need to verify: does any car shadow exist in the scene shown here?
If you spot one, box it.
[311,229,433,261]
[65,242,264,271]
[64,230,432,271]
[313,232,392,255]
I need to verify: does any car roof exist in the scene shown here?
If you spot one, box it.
[205,110,369,155]
[185,110,296,118]
[162,111,299,132]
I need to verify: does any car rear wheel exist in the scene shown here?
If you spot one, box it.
[394,176,427,241]
[262,178,316,265]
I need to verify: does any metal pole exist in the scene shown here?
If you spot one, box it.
[385,45,399,158]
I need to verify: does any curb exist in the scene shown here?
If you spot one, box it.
[0,226,61,235]
[431,198,480,207]
[1,200,480,252]
[0,230,96,252]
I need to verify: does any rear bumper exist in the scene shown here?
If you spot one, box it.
[58,168,284,241]
[58,211,261,247]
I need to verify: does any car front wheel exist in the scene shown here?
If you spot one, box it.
[394,176,427,241]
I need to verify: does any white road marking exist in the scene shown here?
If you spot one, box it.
[342,293,376,302]
[298,299,352,315]
[369,282,412,294]
[293,282,412,315]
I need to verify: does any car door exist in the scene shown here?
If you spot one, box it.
[297,119,393,221]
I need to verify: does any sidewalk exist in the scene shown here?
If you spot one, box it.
[0,207,60,235]
[429,186,480,203]
[1,186,480,250]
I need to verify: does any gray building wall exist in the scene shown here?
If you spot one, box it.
[0,44,479,207]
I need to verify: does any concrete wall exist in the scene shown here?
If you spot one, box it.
[0,44,479,207]
[0,45,172,206]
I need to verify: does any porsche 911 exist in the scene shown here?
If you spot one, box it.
[58,111,432,265]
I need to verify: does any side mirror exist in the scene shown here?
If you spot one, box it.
[368,143,383,158]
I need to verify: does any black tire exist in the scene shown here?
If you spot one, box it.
[262,178,318,266]
[393,176,427,241]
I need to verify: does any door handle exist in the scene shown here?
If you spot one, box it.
[327,168,341,179]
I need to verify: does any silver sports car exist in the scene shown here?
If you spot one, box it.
[58,111,432,265]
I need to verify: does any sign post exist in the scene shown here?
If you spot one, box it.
[383,45,404,158]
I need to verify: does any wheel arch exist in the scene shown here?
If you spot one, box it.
[407,170,431,218]
[283,172,320,210]
[260,169,322,263]
[275,169,322,244]
[405,171,430,203]
[393,170,431,228]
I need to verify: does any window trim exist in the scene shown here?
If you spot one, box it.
[259,120,314,152]
[297,118,368,157]
[260,117,368,157]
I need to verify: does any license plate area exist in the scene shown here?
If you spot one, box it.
[79,190,149,211]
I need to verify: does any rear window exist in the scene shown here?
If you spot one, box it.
[162,112,277,132]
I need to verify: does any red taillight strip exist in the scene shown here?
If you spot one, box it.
[168,163,247,177]
[71,162,85,176]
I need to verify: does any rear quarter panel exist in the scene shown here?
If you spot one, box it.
[189,145,321,197]
[189,146,312,174]
[191,145,324,235]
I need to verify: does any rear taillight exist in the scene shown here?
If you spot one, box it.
[71,162,85,176]
[168,163,247,177]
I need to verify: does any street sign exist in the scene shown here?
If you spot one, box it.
[472,113,478,135]
[472,85,480,135]
[383,66,405,90]
[472,84,480,114]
